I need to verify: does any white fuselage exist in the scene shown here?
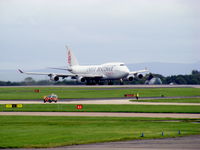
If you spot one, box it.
[70,63,130,80]
[19,47,148,84]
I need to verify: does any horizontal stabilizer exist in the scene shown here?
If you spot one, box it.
[18,69,24,73]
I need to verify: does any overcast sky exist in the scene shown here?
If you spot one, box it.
[0,0,200,70]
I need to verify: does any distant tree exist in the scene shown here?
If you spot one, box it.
[0,81,21,86]
[24,77,36,85]
[165,75,177,84]
[0,81,7,86]
[192,70,200,75]
[37,80,52,85]
[175,75,187,84]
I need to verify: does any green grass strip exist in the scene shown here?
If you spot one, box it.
[0,116,200,148]
[0,87,200,100]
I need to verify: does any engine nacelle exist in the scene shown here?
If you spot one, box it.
[137,74,143,79]
[127,75,134,81]
[77,76,86,83]
[127,74,144,81]
[71,76,77,80]
[50,75,59,81]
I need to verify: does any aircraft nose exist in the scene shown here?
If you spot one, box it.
[124,67,130,74]
[120,66,130,75]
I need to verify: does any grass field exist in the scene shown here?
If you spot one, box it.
[1,87,200,148]
[131,98,200,103]
[1,104,200,113]
[0,116,200,148]
[0,87,200,100]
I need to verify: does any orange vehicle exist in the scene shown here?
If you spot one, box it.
[43,93,58,103]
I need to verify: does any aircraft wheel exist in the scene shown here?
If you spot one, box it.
[120,79,124,85]
[108,80,113,85]
[86,80,92,85]
[98,82,104,85]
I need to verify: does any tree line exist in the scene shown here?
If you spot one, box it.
[0,70,200,86]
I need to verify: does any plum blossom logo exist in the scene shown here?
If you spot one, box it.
[68,50,71,65]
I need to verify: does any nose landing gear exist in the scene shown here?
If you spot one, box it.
[120,79,124,85]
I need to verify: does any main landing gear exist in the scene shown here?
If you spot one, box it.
[108,80,114,85]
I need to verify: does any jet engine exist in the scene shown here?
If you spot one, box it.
[127,75,134,81]
[137,74,143,79]
[50,74,59,81]
[127,74,144,81]
[77,76,86,83]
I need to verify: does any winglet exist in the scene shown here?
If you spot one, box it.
[18,69,24,73]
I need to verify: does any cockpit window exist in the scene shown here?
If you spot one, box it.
[120,64,125,66]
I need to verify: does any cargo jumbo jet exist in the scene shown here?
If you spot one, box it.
[19,46,149,85]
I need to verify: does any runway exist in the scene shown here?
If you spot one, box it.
[3,135,200,150]
[57,135,200,150]
[59,135,200,150]
[1,112,200,118]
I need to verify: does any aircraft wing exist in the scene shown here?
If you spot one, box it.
[18,69,103,79]
[48,67,72,72]
[18,69,74,78]
[129,69,149,75]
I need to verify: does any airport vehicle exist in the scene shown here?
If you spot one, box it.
[43,94,58,103]
[19,46,149,85]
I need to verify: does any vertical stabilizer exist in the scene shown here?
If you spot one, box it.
[66,46,79,67]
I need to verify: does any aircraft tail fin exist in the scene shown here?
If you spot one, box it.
[66,46,79,67]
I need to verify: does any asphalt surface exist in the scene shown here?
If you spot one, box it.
[1,112,200,118]
[4,135,200,150]
[1,100,200,105]
[1,95,200,101]
[61,135,200,150]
